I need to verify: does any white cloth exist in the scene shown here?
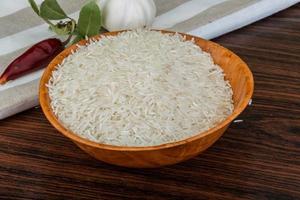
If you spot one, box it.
[0,0,298,119]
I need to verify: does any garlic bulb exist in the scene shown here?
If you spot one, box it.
[99,0,156,31]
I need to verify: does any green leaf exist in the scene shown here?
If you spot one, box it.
[77,1,101,37]
[72,34,85,44]
[40,0,68,20]
[28,0,40,16]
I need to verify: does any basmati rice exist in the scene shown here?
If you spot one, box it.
[47,29,233,147]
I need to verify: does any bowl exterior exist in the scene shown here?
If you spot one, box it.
[40,30,254,168]
[74,125,229,168]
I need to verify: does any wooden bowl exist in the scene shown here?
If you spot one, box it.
[39,30,254,168]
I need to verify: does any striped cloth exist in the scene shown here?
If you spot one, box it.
[0,0,298,119]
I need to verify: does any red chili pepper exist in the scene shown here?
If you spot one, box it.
[0,38,64,85]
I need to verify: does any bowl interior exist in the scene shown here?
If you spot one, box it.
[198,41,253,109]
[39,30,254,151]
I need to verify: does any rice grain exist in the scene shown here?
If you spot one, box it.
[48,30,233,147]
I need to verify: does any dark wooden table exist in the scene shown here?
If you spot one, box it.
[1,4,299,200]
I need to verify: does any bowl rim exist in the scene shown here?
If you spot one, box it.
[39,30,254,151]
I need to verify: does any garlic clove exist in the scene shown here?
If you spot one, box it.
[99,0,157,32]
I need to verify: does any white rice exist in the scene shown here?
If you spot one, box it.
[47,29,233,147]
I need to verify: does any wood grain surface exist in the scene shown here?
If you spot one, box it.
[1,4,299,200]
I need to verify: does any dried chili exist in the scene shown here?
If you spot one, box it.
[0,38,64,84]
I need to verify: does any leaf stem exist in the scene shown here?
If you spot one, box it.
[43,18,55,26]
[67,16,75,21]
[62,33,73,47]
